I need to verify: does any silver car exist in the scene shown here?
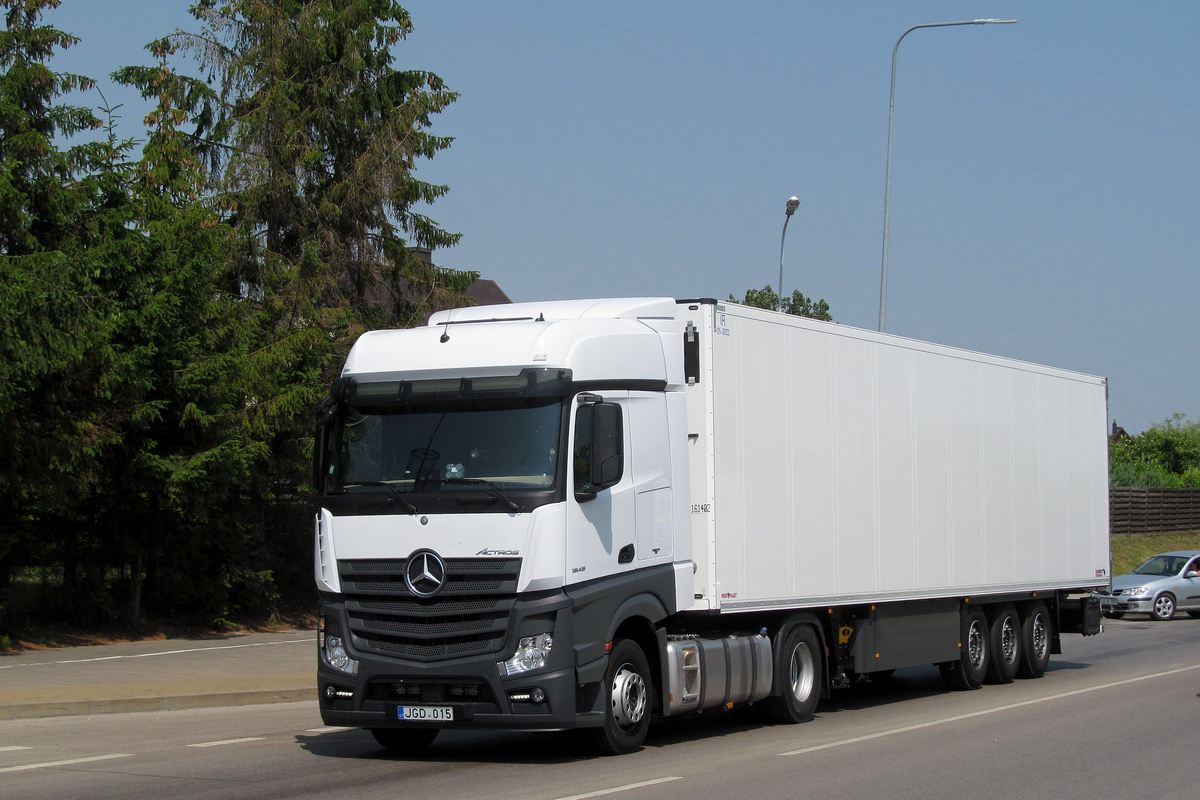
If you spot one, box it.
[1093,550,1200,621]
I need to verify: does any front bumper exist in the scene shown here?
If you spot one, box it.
[1093,594,1152,615]
[317,592,607,732]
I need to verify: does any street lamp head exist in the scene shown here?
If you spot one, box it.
[778,196,800,310]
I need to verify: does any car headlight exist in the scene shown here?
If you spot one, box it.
[324,634,359,675]
[497,633,554,676]
[1125,587,1149,597]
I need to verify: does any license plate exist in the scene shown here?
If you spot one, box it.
[397,705,453,721]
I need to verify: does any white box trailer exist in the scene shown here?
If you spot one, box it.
[691,302,1109,614]
[313,297,1108,754]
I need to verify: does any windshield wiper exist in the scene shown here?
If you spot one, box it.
[441,477,521,512]
[341,481,419,513]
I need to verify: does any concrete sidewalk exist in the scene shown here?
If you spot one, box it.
[0,630,317,720]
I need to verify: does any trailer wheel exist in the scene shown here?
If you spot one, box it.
[762,625,822,724]
[370,728,438,751]
[1017,602,1051,679]
[939,608,988,690]
[591,639,651,755]
[985,605,1021,684]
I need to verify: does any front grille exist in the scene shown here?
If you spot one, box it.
[339,558,520,662]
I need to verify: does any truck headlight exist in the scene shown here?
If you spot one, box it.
[324,634,359,675]
[497,633,554,676]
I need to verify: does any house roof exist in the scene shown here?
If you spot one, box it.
[465,279,511,306]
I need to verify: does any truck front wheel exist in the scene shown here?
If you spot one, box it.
[762,625,822,724]
[591,639,651,755]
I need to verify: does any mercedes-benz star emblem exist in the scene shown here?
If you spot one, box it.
[404,550,447,597]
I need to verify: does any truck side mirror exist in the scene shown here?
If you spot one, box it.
[574,399,624,500]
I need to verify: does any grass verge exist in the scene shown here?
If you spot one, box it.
[1111,530,1200,575]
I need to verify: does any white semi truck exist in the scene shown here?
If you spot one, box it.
[313,297,1108,754]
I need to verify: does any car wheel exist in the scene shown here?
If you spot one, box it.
[761,625,822,724]
[1150,592,1176,621]
[940,609,988,690]
[370,728,438,751]
[1017,602,1051,679]
[985,605,1021,684]
[591,639,651,755]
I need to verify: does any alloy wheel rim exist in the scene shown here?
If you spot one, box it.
[611,664,646,729]
[1001,618,1018,664]
[1031,614,1048,660]
[790,643,815,701]
[967,619,986,670]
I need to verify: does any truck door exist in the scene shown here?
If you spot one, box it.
[566,391,634,584]
[565,391,673,582]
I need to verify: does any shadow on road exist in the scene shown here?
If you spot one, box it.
[296,657,1104,763]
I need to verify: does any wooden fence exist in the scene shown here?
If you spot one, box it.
[1110,487,1200,535]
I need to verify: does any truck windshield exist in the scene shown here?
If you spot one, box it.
[326,396,563,500]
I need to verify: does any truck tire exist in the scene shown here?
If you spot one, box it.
[591,639,651,755]
[370,728,438,751]
[985,605,1021,684]
[939,608,989,690]
[761,625,822,724]
[1016,602,1051,678]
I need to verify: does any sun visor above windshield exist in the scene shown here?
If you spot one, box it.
[342,313,672,386]
[427,297,680,326]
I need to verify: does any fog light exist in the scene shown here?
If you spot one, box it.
[324,684,353,701]
[508,687,547,705]
[497,633,553,676]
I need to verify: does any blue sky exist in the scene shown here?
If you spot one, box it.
[46,1,1199,434]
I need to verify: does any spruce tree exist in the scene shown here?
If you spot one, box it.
[0,0,110,630]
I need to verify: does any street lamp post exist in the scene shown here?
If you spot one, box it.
[878,19,1016,333]
[778,196,800,311]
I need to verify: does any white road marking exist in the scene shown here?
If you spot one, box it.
[305,726,353,733]
[0,637,314,670]
[187,737,266,748]
[0,746,32,752]
[780,662,1200,756]
[0,753,132,773]
[553,776,684,800]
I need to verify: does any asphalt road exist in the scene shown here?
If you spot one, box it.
[3,615,1197,800]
